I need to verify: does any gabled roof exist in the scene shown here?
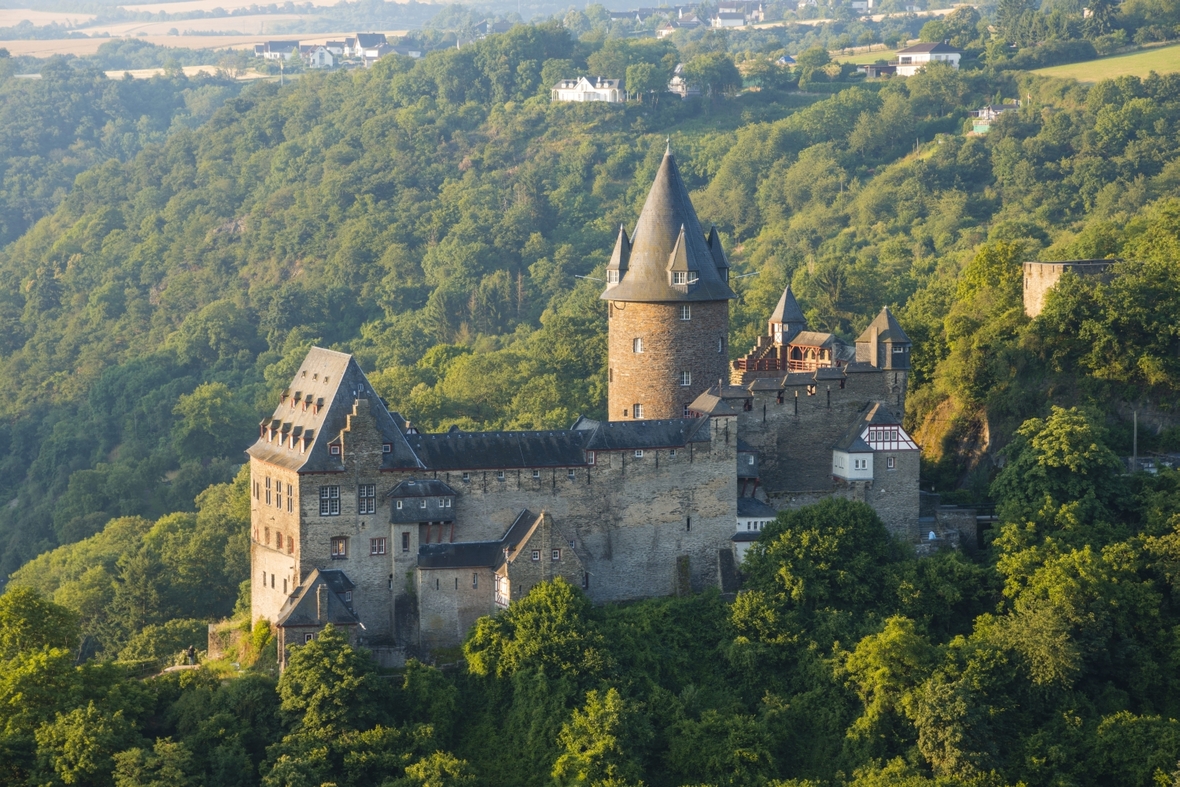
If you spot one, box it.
[769,284,806,325]
[246,347,422,473]
[405,430,588,471]
[788,330,840,348]
[387,479,457,498]
[354,33,387,47]
[577,417,712,450]
[602,149,736,304]
[833,402,917,452]
[856,307,910,344]
[418,509,539,569]
[688,390,738,417]
[276,569,359,628]
[896,42,960,54]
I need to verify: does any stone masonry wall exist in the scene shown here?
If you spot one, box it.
[416,567,497,651]
[250,459,303,627]
[608,300,729,420]
[1022,261,1114,318]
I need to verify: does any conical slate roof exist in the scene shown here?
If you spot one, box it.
[856,307,911,344]
[769,285,806,325]
[602,150,736,303]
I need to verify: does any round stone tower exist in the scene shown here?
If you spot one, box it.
[602,148,736,421]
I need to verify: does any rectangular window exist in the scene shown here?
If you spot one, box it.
[331,537,348,559]
[718,338,724,353]
[680,371,691,387]
[748,455,755,465]
[287,495,293,513]
[254,481,259,499]
[276,530,282,549]
[532,469,541,478]
[287,535,294,554]
[358,484,376,515]
[582,572,589,589]
[632,337,643,353]
[567,469,576,480]
[344,591,351,602]
[607,270,619,284]
[264,527,270,545]
[462,472,470,482]
[473,573,478,589]
[382,443,392,453]
[305,633,313,643]
[634,449,644,458]
[531,550,540,561]
[444,497,452,508]
[330,444,341,455]
[887,456,895,469]
[265,477,271,506]
[419,499,427,508]
[371,537,386,555]
[552,549,561,561]
[672,271,687,285]
[633,404,643,419]
[276,486,282,509]
[319,486,340,516]
[497,471,505,481]
[587,452,595,465]
[680,304,691,320]
[402,532,410,552]
[669,449,676,457]
[396,499,403,509]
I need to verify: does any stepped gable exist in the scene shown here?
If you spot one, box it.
[275,569,359,627]
[602,148,736,303]
[247,347,422,472]
[404,429,589,471]
[575,417,712,450]
[769,284,806,325]
[856,307,910,344]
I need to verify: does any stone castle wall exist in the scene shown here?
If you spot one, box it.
[250,460,303,627]
[1023,260,1114,318]
[608,300,729,420]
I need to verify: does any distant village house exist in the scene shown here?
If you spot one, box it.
[893,42,961,76]
[552,76,625,103]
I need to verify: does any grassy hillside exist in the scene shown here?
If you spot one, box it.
[1032,42,1180,82]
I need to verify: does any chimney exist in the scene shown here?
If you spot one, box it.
[316,584,327,623]
[869,326,879,367]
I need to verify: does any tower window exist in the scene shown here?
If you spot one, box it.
[680,305,691,321]
[497,471,505,481]
[531,550,540,561]
[552,549,561,561]
[887,456,895,469]
[680,371,691,387]
[634,449,644,458]
[672,271,687,285]
[609,368,613,382]
[718,338,724,353]
[632,338,643,353]
[633,404,644,419]
[607,270,619,284]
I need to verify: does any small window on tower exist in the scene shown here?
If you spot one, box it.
[672,271,687,285]
[330,444,341,455]
[634,449,644,458]
[531,550,540,561]
[680,371,691,387]
[497,471,505,481]
[680,304,691,321]
[633,404,644,419]
[567,469,576,480]
[607,270,619,284]
[632,337,643,353]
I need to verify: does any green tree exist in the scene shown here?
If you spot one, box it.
[0,587,79,660]
[552,688,647,787]
[276,625,384,734]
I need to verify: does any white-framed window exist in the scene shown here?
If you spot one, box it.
[304,633,313,643]
[402,532,410,551]
[634,449,644,458]
[672,271,687,285]
[497,470,505,481]
[552,549,561,561]
[330,444,341,455]
[887,456,895,469]
[473,573,479,588]
[747,455,755,465]
[633,404,644,419]
[632,337,643,353]
[462,472,470,482]
[567,469,576,480]
[275,481,282,509]
[532,469,541,478]
[587,452,595,465]
[358,484,376,515]
[607,270,620,284]
[371,537,386,555]
[419,500,427,508]
[265,477,271,506]
[680,304,691,320]
[680,371,691,387]
[330,537,348,559]
[344,591,351,602]
[531,550,540,561]
[444,497,452,508]
[383,443,392,453]
[669,449,676,457]
[396,500,403,509]
[319,486,340,516]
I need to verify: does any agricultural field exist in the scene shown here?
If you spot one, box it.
[1033,42,1180,82]
[84,14,309,36]
[119,0,349,11]
[833,46,899,64]
[0,8,95,26]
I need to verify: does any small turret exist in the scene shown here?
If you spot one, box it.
[605,225,630,287]
[855,307,911,369]
[768,284,806,345]
[706,226,730,283]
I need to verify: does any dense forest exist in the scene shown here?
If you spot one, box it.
[1,5,1180,785]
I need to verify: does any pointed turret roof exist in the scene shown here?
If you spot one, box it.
[856,307,911,344]
[602,150,736,303]
[769,284,806,325]
[706,226,730,276]
[605,225,630,276]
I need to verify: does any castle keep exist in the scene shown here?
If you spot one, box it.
[247,150,922,664]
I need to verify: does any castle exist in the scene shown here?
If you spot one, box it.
[247,149,922,665]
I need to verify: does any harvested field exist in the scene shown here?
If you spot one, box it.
[1032,43,1180,83]
[84,14,310,36]
[0,8,95,27]
[0,30,408,57]
[120,0,348,11]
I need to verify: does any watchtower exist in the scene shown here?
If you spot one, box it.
[602,148,736,420]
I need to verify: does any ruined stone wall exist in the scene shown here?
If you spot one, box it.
[250,458,303,627]
[1022,261,1114,318]
[608,300,729,420]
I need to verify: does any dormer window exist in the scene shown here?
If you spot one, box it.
[672,271,687,285]
[383,443,392,453]
[607,270,620,284]
[330,444,341,455]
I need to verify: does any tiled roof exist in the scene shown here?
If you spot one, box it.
[896,42,959,54]
[769,284,806,324]
[387,479,458,498]
[602,150,736,304]
[856,307,911,344]
[406,430,588,470]
[276,569,359,628]
[418,509,537,569]
[737,497,778,518]
[578,417,711,450]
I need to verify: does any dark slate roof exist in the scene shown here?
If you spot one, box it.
[732,531,761,542]
[406,430,588,470]
[605,226,630,274]
[276,569,359,628]
[815,367,845,380]
[738,497,778,518]
[602,150,736,304]
[736,438,756,452]
[246,347,423,473]
[897,42,959,54]
[863,401,903,426]
[578,417,711,450]
[769,284,806,325]
[418,509,536,569]
[749,379,782,391]
[688,390,737,417]
[789,330,839,348]
[705,226,731,274]
[387,479,457,498]
[355,32,387,47]
[843,361,879,373]
[781,372,816,386]
[856,307,911,344]
[833,402,903,451]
